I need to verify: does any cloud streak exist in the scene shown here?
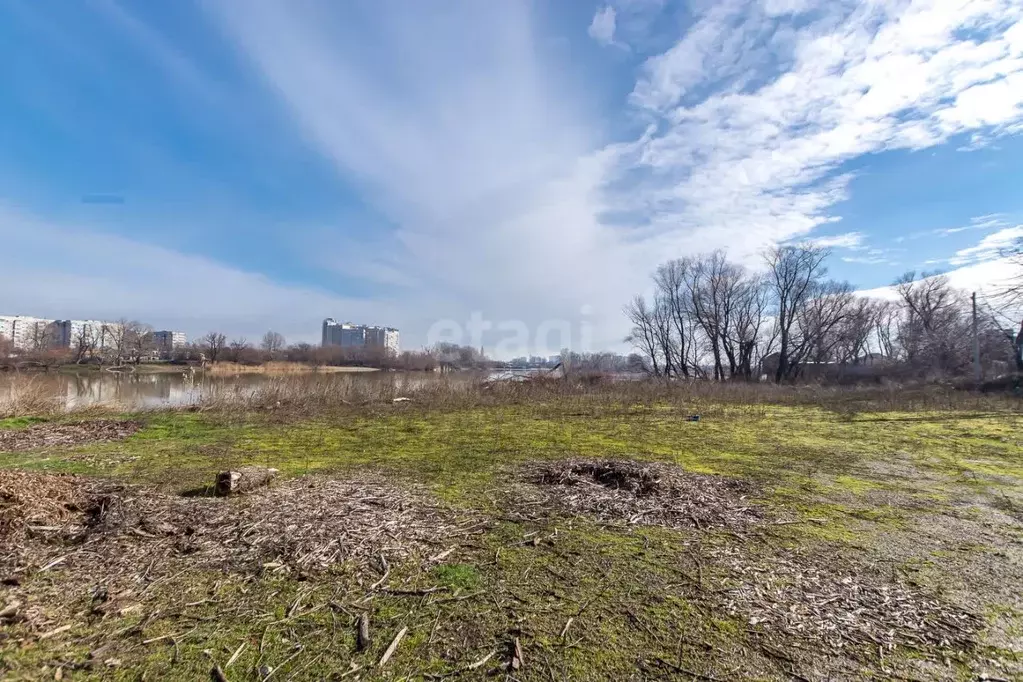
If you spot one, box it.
[949,225,1023,265]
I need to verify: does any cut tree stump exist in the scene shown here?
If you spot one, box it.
[215,467,279,496]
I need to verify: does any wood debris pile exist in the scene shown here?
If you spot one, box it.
[1,471,476,590]
[521,459,762,530]
[718,547,979,653]
[0,470,89,545]
[0,420,142,453]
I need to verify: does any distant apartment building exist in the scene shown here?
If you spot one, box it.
[53,319,119,352]
[151,330,187,356]
[0,316,61,350]
[1,315,184,358]
[322,319,399,354]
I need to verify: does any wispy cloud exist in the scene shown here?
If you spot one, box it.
[616,0,1023,263]
[808,232,865,250]
[937,213,1011,236]
[949,225,1023,266]
[588,6,618,47]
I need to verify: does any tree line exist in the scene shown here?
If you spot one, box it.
[625,243,1023,383]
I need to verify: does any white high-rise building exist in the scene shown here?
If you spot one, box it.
[322,319,399,354]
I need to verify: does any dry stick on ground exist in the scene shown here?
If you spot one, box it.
[210,665,229,682]
[357,612,371,652]
[511,637,525,671]
[225,642,246,668]
[378,627,408,667]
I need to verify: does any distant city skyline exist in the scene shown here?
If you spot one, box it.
[0,314,186,354]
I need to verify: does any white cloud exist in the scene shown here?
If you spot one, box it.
[859,255,1021,302]
[809,232,865,249]
[938,213,1011,235]
[949,225,1023,265]
[588,6,618,47]
[619,0,1023,265]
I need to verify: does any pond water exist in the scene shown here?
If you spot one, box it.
[0,368,544,410]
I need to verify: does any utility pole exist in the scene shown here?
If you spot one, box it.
[972,291,981,384]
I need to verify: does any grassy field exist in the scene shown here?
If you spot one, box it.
[1,382,1021,680]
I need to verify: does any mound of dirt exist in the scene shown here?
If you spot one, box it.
[1,471,479,591]
[521,459,762,530]
[0,420,142,453]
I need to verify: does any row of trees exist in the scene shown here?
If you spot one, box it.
[185,332,474,372]
[625,244,1023,383]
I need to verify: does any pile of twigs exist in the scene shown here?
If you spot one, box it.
[0,420,142,453]
[0,470,89,544]
[717,546,979,653]
[1,471,477,590]
[521,459,762,530]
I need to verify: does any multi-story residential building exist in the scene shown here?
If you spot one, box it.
[53,320,116,352]
[151,330,187,357]
[0,316,60,350]
[322,319,399,354]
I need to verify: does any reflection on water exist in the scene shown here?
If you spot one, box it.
[0,370,455,409]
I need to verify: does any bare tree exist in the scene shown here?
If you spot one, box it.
[893,272,971,375]
[989,238,1023,371]
[71,324,98,364]
[730,275,770,380]
[764,244,830,382]
[106,319,134,365]
[833,296,884,365]
[226,338,251,363]
[202,332,228,363]
[125,322,154,364]
[624,296,661,376]
[261,330,286,357]
[653,260,693,377]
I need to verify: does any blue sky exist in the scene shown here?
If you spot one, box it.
[1,0,1022,354]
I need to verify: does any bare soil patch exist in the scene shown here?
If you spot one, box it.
[0,420,142,452]
[521,458,763,530]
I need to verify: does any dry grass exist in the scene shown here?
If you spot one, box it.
[0,375,64,419]
[189,372,1023,419]
[204,361,380,376]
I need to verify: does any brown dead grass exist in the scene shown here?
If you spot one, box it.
[205,361,379,376]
